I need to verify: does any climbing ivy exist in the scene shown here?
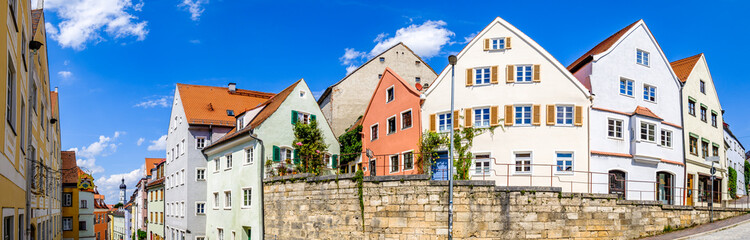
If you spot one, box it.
[745,160,750,191]
[352,169,364,231]
[729,167,737,199]
[419,124,501,180]
[292,119,329,175]
[338,125,362,166]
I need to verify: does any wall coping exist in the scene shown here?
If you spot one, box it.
[365,174,431,182]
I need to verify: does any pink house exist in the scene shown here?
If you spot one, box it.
[361,68,423,176]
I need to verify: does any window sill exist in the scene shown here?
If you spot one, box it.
[243,162,253,166]
[401,126,413,131]
[619,93,635,98]
[607,136,624,141]
[241,206,252,209]
[636,63,650,68]
[554,172,574,176]
[224,168,232,171]
[224,207,232,210]
[513,172,532,176]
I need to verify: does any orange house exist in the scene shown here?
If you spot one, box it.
[361,68,422,176]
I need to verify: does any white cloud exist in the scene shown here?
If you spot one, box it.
[136,138,145,146]
[134,96,171,108]
[189,39,201,44]
[58,71,73,79]
[368,20,454,58]
[94,166,144,203]
[339,48,366,66]
[44,0,148,50]
[179,0,208,21]
[147,135,167,151]
[68,131,123,174]
[345,65,358,75]
[462,31,479,44]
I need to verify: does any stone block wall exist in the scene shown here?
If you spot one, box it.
[263,174,748,239]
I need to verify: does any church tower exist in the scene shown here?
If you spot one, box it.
[119,178,126,204]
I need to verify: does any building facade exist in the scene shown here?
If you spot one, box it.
[319,43,437,137]
[421,17,591,191]
[146,161,164,240]
[725,123,746,197]
[568,20,685,204]
[93,192,108,240]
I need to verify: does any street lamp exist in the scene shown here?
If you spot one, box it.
[706,156,720,222]
[447,55,457,240]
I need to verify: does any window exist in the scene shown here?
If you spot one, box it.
[637,49,649,66]
[196,137,206,149]
[63,193,72,206]
[214,158,220,172]
[474,67,491,85]
[640,122,655,142]
[619,78,634,96]
[196,203,205,215]
[386,86,394,103]
[474,108,490,127]
[712,145,719,157]
[491,38,505,50]
[224,191,232,208]
[401,110,412,129]
[3,216,12,240]
[474,154,490,175]
[299,90,305,98]
[243,188,252,207]
[225,155,233,169]
[643,85,656,102]
[556,106,573,125]
[711,113,717,127]
[379,57,385,62]
[370,124,379,140]
[403,152,414,170]
[181,139,186,155]
[378,74,382,79]
[7,61,16,129]
[514,153,532,173]
[660,130,672,147]
[607,119,623,139]
[176,143,181,157]
[556,153,573,173]
[196,237,205,240]
[701,141,709,159]
[246,148,254,164]
[390,155,399,173]
[218,229,224,240]
[280,148,292,161]
[213,193,220,208]
[438,113,452,132]
[62,218,72,231]
[81,200,88,209]
[688,100,696,116]
[387,116,396,134]
[514,106,532,125]
[700,80,705,94]
[196,168,205,181]
[79,221,86,230]
[415,77,421,83]
[515,65,532,82]
[700,106,707,122]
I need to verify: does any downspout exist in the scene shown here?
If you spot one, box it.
[588,95,593,193]
[26,47,36,240]
[247,133,265,239]
[679,83,687,206]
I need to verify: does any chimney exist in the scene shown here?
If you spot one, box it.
[228,83,237,93]
[54,87,58,93]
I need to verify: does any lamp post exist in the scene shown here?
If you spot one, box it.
[706,156,720,222]
[447,54,457,240]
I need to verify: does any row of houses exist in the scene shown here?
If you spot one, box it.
[60,151,110,240]
[143,17,748,240]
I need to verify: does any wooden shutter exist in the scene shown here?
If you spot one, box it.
[533,65,541,82]
[504,105,513,126]
[464,108,472,128]
[506,65,514,83]
[291,110,298,124]
[574,106,583,126]
[532,105,541,126]
[490,106,499,126]
[272,146,280,162]
[505,37,512,49]
[429,114,436,132]
[311,114,317,123]
[332,155,339,168]
[483,39,490,51]
[490,66,498,84]
[453,110,459,130]
[293,149,300,164]
[546,105,555,125]
[466,68,473,86]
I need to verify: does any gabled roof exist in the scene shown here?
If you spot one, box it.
[31,9,43,36]
[670,53,703,83]
[317,42,437,104]
[144,158,164,177]
[567,20,641,74]
[176,83,274,127]
[632,106,663,120]
[361,67,421,125]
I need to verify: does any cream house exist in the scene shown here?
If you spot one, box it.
[421,17,591,192]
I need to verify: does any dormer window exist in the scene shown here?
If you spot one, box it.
[236,117,244,131]
[636,49,649,66]
[226,110,234,116]
[386,86,395,103]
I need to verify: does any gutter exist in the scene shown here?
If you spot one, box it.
[247,133,266,239]
[679,82,688,206]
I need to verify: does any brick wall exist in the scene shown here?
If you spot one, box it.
[263,174,747,239]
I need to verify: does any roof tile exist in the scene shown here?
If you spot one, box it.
[568,20,641,74]
[177,83,274,127]
[670,54,702,83]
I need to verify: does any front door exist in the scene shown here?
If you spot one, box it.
[686,174,694,206]
[431,151,449,180]
[657,172,673,205]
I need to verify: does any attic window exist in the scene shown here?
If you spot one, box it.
[415,61,421,65]
[299,90,306,98]
[379,57,385,62]
[226,110,234,116]
[415,77,421,83]
[378,74,382,79]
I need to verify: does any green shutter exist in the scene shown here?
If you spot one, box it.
[293,149,300,164]
[272,146,280,162]
[291,110,298,124]
[332,154,338,168]
[311,114,317,123]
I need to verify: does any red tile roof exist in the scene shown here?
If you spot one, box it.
[567,20,641,74]
[146,178,164,188]
[632,106,662,120]
[670,53,703,83]
[177,83,274,127]
[145,158,164,177]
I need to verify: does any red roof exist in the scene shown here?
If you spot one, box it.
[177,83,274,127]
[567,20,641,74]
[670,53,703,83]
[632,106,662,120]
[145,158,164,177]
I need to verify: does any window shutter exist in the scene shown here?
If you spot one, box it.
[272,146,280,162]
[504,105,513,126]
[453,110,459,130]
[505,37,512,49]
[465,68,473,87]
[464,108,472,128]
[490,106,499,126]
[490,66,498,84]
[574,106,583,126]
[483,39,490,51]
[533,65,541,82]
[506,65,514,83]
[291,110,298,124]
[292,149,299,164]
[532,105,541,126]
[546,105,555,126]
[311,114,317,123]
[332,155,338,168]
[429,114,436,132]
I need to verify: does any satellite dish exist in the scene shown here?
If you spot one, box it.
[366,149,374,159]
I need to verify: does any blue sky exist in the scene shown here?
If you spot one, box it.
[40,0,750,203]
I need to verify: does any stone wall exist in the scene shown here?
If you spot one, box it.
[263,174,748,239]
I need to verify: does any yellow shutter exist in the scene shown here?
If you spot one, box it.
[506,65,514,83]
[505,37,512,49]
[574,106,583,126]
[429,114,436,132]
[490,66,498,84]
[484,39,490,51]
[464,108,472,128]
[490,106,499,126]
[546,105,555,125]
[504,105,513,126]
[532,105,541,126]
[466,68,473,87]
[533,64,541,82]
[453,110,460,130]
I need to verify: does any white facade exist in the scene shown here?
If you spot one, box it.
[570,20,685,204]
[725,125,747,196]
[421,17,591,192]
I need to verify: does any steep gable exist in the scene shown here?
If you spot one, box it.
[670,53,702,83]
[567,20,640,74]
[361,67,421,122]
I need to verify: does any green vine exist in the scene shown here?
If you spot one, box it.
[729,167,737,199]
[353,169,364,231]
[419,123,502,179]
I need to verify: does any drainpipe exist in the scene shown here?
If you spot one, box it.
[26,46,36,240]
[248,133,264,239]
[679,83,687,206]
[587,95,593,194]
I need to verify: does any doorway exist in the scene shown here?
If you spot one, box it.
[686,174,694,206]
[431,151,449,180]
[657,172,674,205]
[608,170,626,199]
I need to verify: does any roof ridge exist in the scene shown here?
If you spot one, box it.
[669,53,703,83]
[567,19,642,73]
[176,83,275,96]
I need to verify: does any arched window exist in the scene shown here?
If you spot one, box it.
[609,170,626,199]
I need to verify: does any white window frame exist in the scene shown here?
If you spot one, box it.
[195,202,205,215]
[513,151,532,175]
[639,121,656,143]
[225,154,233,170]
[213,193,219,209]
[660,129,672,148]
[195,168,205,181]
[402,150,414,171]
[242,187,252,208]
[619,78,634,97]
[296,111,311,124]
[389,154,399,173]
[181,139,186,155]
[555,105,574,126]
[181,169,185,185]
[555,152,574,174]
[245,147,254,165]
[699,80,706,94]
[400,109,413,130]
[224,191,232,209]
[217,228,224,240]
[62,218,73,231]
[437,112,452,133]
[514,105,532,126]
[370,123,379,141]
[386,115,397,135]
[607,118,623,139]
[473,153,491,176]
[196,137,206,149]
[515,65,533,82]
[643,84,656,102]
[280,147,292,162]
[214,158,220,172]
[636,49,650,66]
[491,38,506,50]
[385,86,395,103]
[473,107,490,128]
[474,67,491,85]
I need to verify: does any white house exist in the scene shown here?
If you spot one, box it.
[725,123,746,197]
[421,17,592,192]
[568,20,685,204]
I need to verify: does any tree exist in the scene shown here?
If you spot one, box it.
[338,125,362,167]
[293,119,329,174]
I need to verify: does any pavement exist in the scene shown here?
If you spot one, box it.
[641,213,750,240]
